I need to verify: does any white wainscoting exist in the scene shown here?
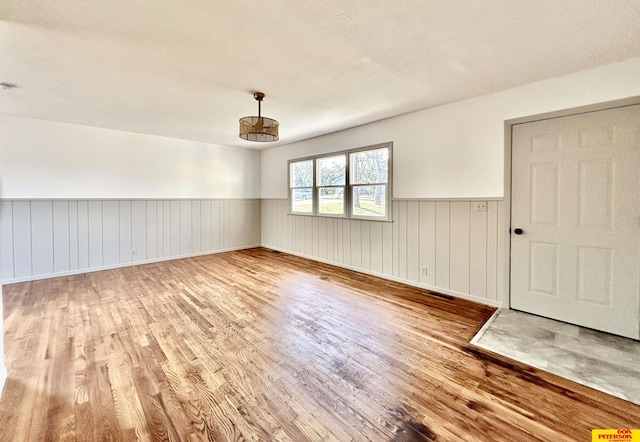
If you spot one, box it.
[262,199,507,306]
[0,199,261,283]
[0,280,5,395]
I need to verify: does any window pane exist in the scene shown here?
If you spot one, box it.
[291,188,313,213]
[290,160,313,187]
[319,187,344,215]
[352,185,386,217]
[317,155,346,186]
[350,148,389,185]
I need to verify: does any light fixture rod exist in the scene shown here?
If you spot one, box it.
[254,92,265,117]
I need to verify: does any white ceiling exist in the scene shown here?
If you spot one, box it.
[1,1,640,149]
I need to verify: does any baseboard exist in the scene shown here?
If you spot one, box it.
[2,242,504,308]
[0,244,261,284]
[262,244,504,308]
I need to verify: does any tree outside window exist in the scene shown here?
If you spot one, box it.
[288,143,392,220]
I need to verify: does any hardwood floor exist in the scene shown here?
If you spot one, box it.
[0,248,638,441]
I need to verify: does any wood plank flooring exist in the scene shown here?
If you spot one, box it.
[0,248,638,441]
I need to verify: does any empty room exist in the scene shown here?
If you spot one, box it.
[1,1,639,441]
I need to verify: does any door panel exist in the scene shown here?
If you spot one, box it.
[530,162,559,224]
[511,105,640,339]
[578,159,613,228]
[576,246,612,305]
[528,242,559,296]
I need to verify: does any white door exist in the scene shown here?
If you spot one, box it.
[511,104,640,339]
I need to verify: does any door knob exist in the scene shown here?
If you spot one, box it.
[514,228,524,235]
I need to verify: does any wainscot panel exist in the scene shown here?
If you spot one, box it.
[0,199,261,283]
[261,199,506,306]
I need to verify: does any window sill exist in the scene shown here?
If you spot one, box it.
[287,212,393,222]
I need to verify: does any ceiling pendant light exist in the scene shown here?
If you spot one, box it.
[239,92,279,142]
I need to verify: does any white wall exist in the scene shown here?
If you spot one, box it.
[0,115,261,199]
[0,116,263,283]
[261,57,640,199]
[260,57,640,306]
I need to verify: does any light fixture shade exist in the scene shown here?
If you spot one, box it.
[239,116,279,142]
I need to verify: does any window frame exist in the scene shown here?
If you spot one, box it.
[288,159,315,215]
[287,142,393,221]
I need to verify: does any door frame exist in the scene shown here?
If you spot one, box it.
[503,96,640,309]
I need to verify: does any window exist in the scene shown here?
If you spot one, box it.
[350,148,388,218]
[289,159,313,214]
[317,155,346,216]
[288,142,392,220]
